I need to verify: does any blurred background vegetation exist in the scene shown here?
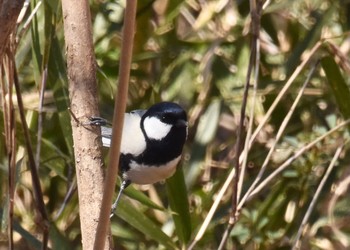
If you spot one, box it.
[1,0,350,249]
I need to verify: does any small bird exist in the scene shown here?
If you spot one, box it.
[89,102,188,216]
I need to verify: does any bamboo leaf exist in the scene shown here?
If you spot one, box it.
[122,183,165,211]
[166,166,192,244]
[286,5,335,75]
[321,56,350,120]
[116,198,177,249]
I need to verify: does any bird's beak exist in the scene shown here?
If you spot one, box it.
[175,119,188,128]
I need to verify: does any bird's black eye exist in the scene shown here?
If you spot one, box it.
[159,113,172,123]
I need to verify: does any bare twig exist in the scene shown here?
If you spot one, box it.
[8,103,15,250]
[16,0,42,44]
[247,119,350,201]
[237,37,260,202]
[328,175,350,247]
[217,1,262,249]
[16,0,30,24]
[187,158,237,250]
[94,0,137,249]
[238,60,320,210]
[53,179,77,220]
[188,40,328,248]
[247,41,322,149]
[1,51,16,250]
[13,52,49,250]
[1,1,49,247]
[292,145,344,250]
[36,68,47,167]
[0,2,25,248]
[68,107,80,124]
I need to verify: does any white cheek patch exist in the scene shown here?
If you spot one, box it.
[124,156,181,184]
[143,116,172,140]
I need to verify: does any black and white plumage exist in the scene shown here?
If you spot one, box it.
[90,102,188,216]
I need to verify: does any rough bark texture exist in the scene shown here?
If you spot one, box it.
[61,0,110,249]
[0,0,24,60]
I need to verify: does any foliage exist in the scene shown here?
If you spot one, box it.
[1,0,350,249]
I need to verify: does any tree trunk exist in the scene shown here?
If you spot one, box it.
[61,0,110,249]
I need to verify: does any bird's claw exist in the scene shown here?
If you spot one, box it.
[84,116,109,126]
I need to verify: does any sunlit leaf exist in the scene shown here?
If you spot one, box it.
[116,198,177,249]
[166,166,191,244]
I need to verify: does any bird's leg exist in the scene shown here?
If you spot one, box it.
[110,179,131,218]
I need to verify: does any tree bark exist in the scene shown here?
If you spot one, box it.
[0,0,24,60]
[61,0,110,249]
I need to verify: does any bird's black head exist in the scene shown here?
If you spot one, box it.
[140,102,188,164]
[145,102,187,126]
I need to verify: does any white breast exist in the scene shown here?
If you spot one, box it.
[123,156,181,184]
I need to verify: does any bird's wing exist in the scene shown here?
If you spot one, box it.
[130,109,146,117]
[101,126,112,147]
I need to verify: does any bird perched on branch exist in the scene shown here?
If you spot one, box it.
[89,102,188,216]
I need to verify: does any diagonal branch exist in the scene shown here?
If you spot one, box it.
[217,1,263,249]
[94,0,137,249]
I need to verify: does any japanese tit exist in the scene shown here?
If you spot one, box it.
[89,102,188,216]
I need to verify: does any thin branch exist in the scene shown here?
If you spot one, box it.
[93,0,137,249]
[292,145,344,250]
[187,41,333,248]
[328,175,350,247]
[8,52,16,250]
[12,52,49,250]
[237,37,260,203]
[16,0,42,44]
[217,1,262,248]
[16,0,30,24]
[2,50,16,250]
[53,179,77,220]
[238,60,320,210]
[35,67,47,167]
[246,119,350,201]
[9,107,15,250]
[248,41,323,150]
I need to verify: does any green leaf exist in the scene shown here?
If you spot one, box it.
[13,220,42,249]
[30,0,43,85]
[48,37,73,156]
[194,100,221,145]
[185,100,221,188]
[122,183,165,211]
[49,224,74,249]
[321,56,350,121]
[116,198,177,249]
[166,166,192,245]
[286,5,335,75]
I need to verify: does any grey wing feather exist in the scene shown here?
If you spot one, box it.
[101,126,112,147]
[130,109,146,117]
[101,126,112,138]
